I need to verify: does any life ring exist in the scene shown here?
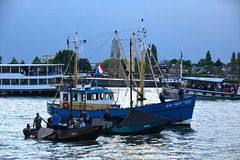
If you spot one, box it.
[163,90,169,96]
[223,88,228,92]
[62,102,69,109]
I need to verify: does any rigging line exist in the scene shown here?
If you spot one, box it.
[84,27,140,41]
[88,33,114,60]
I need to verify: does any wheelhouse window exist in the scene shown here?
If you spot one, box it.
[11,79,19,85]
[30,79,37,85]
[100,93,104,100]
[21,79,28,85]
[63,93,68,101]
[81,93,85,101]
[87,94,92,100]
[39,79,47,85]
[73,93,78,101]
[110,93,114,100]
[93,93,99,100]
[105,93,109,100]
[2,79,10,85]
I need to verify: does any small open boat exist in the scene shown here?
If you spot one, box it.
[30,125,102,142]
[92,109,171,135]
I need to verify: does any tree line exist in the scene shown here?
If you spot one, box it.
[1,49,239,75]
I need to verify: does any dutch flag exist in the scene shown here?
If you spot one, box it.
[96,63,105,76]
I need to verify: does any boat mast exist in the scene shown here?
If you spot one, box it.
[68,32,86,88]
[74,32,78,88]
[67,35,73,120]
[130,38,133,109]
[180,43,183,79]
[139,19,146,106]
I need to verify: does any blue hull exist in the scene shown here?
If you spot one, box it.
[47,96,196,125]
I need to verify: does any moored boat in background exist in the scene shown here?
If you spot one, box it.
[0,64,64,96]
[162,77,240,100]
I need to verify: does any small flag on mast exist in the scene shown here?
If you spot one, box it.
[67,36,70,49]
[96,63,105,76]
[79,45,83,53]
[180,50,183,63]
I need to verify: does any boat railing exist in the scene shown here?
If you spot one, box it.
[186,88,236,95]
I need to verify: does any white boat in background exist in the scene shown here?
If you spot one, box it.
[162,77,240,100]
[0,64,64,96]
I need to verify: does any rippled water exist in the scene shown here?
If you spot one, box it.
[1,88,240,159]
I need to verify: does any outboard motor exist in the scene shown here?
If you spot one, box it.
[23,124,31,139]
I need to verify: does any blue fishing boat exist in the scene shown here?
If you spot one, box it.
[47,21,196,126]
[47,96,196,126]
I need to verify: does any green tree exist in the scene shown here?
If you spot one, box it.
[230,52,236,65]
[236,52,240,71]
[20,60,25,64]
[32,56,41,64]
[170,59,177,64]
[162,59,170,64]
[196,59,206,67]
[214,58,224,67]
[205,50,214,66]
[182,60,192,68]
[102,59,110,69]
[150,44,158,66]
[10,57,19,64]
[0,56,2,64]
[78,58,91,72]
[52,49,75,72]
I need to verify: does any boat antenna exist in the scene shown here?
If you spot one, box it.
[130,38,133,109]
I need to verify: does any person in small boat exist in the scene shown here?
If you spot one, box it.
[47,117,52,128]
[78,110,89,123]
[67,115,75,129]
[33,113,42,131]
[102,110,111,121]
[51,110,61,130]
[178,87,184,99]
[23,123,31,139]
[80,118,86,128]
[159,92,165,103]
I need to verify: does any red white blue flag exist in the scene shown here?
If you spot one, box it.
[180,50,183,63]
[96,63,105,76]
[79,45,83,53]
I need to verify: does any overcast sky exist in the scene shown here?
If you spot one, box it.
[0,0,240,64]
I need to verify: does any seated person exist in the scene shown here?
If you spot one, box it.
[103,110,111,121]
[80,118,86,128]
